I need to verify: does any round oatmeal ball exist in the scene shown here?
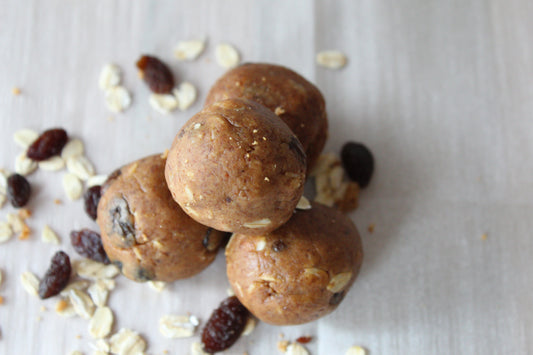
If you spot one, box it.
[97,154,227,282]
[165,98,306,235]
[205,63,328,172]
[226,202,363,325]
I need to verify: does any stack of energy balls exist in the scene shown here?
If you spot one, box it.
[97,63,363,326]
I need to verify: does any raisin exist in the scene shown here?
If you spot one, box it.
[70,229,110,264]
[38,251,71,299]
[7,174,31,208]
[340,142,374,188]
[272,240,287,252]
[202,229,231,252]
[26,128,68,161]
[202,296,249,353]
[296,336,313,344]
[136,55,175,94]
[135,267,155,282]
[329,290,346,306]
[109,197,136,246]
[83,185,102,220]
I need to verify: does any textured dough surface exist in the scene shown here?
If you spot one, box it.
[226,202,363,325]
[97,154,226,282]
[205,63,328,172]
[165,98,306,235]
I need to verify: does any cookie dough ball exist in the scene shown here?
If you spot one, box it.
[97,154,227,282]
[226,202,363,325]
[205,63,328,172]
[165,98,306,235]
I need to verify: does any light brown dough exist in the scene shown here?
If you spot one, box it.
[165,98,306,235]
[226,202,363,325]
[205,63,328,172]
[97,154,227,282]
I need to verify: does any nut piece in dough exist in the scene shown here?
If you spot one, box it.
[226,202,363,325]
[97,154,227,282]
[165,98,306,235]
[205,63,328,172]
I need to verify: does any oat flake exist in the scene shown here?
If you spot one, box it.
[215,43,240,68]
[173,82,197,111]
[41,224,60,244]
[89,307,114,338]
[109,328,147,355]
[13,129,39,149]
[60,280,91,297]
[243,218,271,229]
[190,342,210,355]
[242,317,256,336]
[66,156,95,181]
[316,50,347,69]
[74,259,120,280]
[14,152,38,176]
[20,271,40,297]
[61,138,85,160]
[62,173,83,200]
[87,174,108,188]
[346,345,367,355]
[159,314,198,338]
[38,156,65,171]
[88,280,111,307]
[0,268,3,287]
[0,221,13,243]
[147,281,166,292]
[105,86,132,113]
[149,93,179,115]
[174,39,206,61]
[99,64,122,90]
[286,343,309,355]
[296,196,312,210]
[69,289,96,319]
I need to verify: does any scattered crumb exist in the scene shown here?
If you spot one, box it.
[368,223,375,234]
[36,316,42,322]
[107,116,115,122]
[40,306,47,312]
[12,87,21,95]
[0,296,4,305]
[481,233,488,241]
[18,208,31,219]
[18,225,31,240]
[274,106,286,116]
[55,299,69,312]
[75,334,82,339]
[54,199,62,205]
[277,340,289,353]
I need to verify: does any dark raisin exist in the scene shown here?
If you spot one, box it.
[38,251,71,299]
[109,197,136,246]
[296,336,313,344]
[112,260,123,271]
[83,185,102,220]
[202,228,230,252]
[136,55,175,94]
[288,136,306,166]
[26,128,68,161]
[7,173,31,208]
[70,229,110,264]
[135,267,155,282]
[272,240,287,252]
[340,142,374,188]
[329,291,346,305]
[202,296,249,353]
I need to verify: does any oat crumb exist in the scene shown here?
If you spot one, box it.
[0,296,4,305]
[75,334,82,339]
[36,316,41,322]
[368,223,375,233]
[55,299,69,312]
[40,306,47,312]
[481,233,488,241]
[264,177,270,182]
[18,208,31,219]
[54,199,62,205]
[18,225,31,240]
[160,149,169,159]
[277,340,290,353]
[274,106,286,116]
[12,87,21,95]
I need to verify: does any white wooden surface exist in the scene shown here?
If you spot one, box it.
[1,1,533,354]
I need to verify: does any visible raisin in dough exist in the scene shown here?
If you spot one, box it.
[226,202,363,325]
[205,63,328,172]
[97,154,226,282]
[165,98,306,235]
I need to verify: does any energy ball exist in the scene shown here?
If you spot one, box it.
[165,98,306,235]
[97,154,227,282]
[205,63,328,172]
[226,202,363,325]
